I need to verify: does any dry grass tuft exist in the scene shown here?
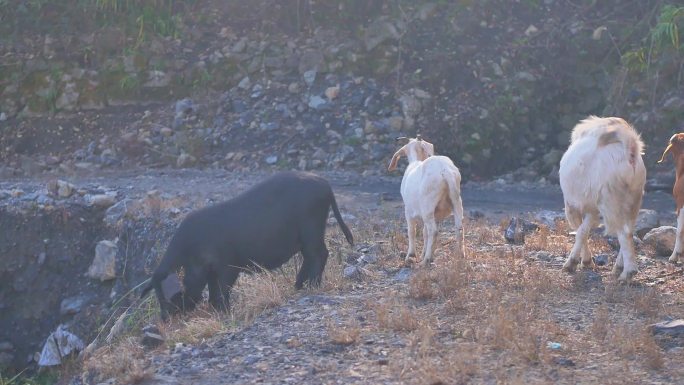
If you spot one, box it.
[640,330,665,370]
[82,337,151,385]
[161,307,228,346]
[591,305,611,341]
[230,262,298,323]
[631,287,661,318]
[327,320,361,346]
[375,298,420,332]
[408,269,436,300]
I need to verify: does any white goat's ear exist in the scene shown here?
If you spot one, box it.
[388,146,406,171]
[424,141,435,157]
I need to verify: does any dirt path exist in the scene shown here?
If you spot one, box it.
[0,168,676,220]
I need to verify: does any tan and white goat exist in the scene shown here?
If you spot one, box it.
[388,135,465,266]
[657,133,684,263]
[559,116,646,282]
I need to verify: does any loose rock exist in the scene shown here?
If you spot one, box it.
[643,226,676,257]
[86,240,118,281]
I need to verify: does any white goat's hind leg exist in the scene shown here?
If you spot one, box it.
[453,195,465,258]
[563,214,592,273]
[421,223,428,260]
[669,209,684,263]
[579,213,595,267]
[421,214,438,267]
[580,239,593,268]
[405,215,418,263]
[616,228,638,282]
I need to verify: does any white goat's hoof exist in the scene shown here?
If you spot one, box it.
[581,258,594,268]
[562,259,578,273]
[669,253,680,263]
[611,264,624,277]
[617,269,637,283]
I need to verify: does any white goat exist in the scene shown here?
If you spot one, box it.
[388,135,465,266]
[559,116,646,281]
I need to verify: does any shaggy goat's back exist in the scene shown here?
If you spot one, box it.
[559,116,646,234]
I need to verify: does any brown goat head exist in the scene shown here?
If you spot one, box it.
[658,133,684,163]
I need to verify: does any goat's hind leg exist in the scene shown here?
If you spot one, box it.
[580,214,596,268]
[405,214,419,263]
[296,219,329,289]
[670,209,684,263]
[563,212,592,273]
[452,194,465,258]
[421,213,438,267]
[615,229,638,282]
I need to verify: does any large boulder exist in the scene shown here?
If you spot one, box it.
[643,226,676,257]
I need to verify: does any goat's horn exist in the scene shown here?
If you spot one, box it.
[658,143,673,163]
[395,136,410,142]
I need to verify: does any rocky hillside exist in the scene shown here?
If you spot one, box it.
[1,0,683,180]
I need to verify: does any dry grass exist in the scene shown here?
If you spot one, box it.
[327,320,361,346]
[85,209,684,384]
[366,215,679,383]
[408,269,436,300]
[374,297,420,332]
[230,264,296,324]
[160,307,228,346]
[82,337,152,385]
[591,304,611,341]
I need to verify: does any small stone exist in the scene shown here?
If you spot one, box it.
[357,254,378,264]
[308,95,327,110]
[60,296,85,315]
[0,112,6,121]
[265,155,278,165]
[49,180,75,198]
[553,357,575,367]
[547,342,562,350]
[237,76,251,90]
[325,85,340,101]
[593,254,609,266]
[531,251,554,262]
[160,127,173,137]
[650,319,684,337]
[525,24,539,36]
[288,82,300,93]
[141,331,165,349]
[343,265,361,280]
[393,267,412,282]
[86,193,117,208]
[104,199,132,227]
[175,98,194,116]
[243,354,260,365]
[177,153,197,168]
[303,70,317,87]
[86,240,118,281]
